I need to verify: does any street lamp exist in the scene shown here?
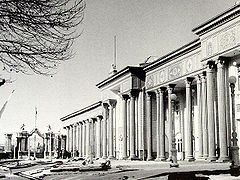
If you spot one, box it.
[228,76,240,176]
[170,94,179,168]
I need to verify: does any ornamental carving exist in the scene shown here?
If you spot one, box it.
[186,58,193,72]
[207,41,213,56]
[159,70,165,83]
[145,52,201,90]
[169,64,182,80]
[219,30,236,51]
[146,75,154,88]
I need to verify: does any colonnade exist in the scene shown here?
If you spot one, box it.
[65,100,117,159]
[121,90,142,160]
[144,59,230,162]
[64,59,231,162]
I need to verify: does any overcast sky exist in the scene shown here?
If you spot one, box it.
[0,0,238,143]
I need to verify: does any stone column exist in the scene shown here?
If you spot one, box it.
[206,61,217,161]
[160,87,167,161]
[27,137,30,159]
[66,126,70,152]
[82,121,86,157]
[44,133,48,159]
[78,122,82,157]
[167,84,176,160]
[217,59,229,162]
[129,90,138,160]
[127,99,130,156]
[146,92,153,161]
[96,116,102,158]
[70,125,74,156]
[155,90,161,161]
[73,123,77,157]
[89,118,94,163]
[225,66,231,154]
[201,72,208,159]
[197,75,203,159]
[108,100,117,159]
[122,95,128,159]
[18,137,21,159]
[5,134,12,152]
[86,119,90,159]
[185,77,195,161]
[102,103,108,159]
[49,132,52,160]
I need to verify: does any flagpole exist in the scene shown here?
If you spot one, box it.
[34,107,37,159]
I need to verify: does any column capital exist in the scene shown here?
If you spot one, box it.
[167,84,176,94]
[206,60,216,71]
[97,115,103,120]
[185,77,194,87]
[121,94,129,100]
[129,89,139,98]
[159,86,167,93]
[217,57,227,69]
[155,89,160,96]
[196,75,201,84]
[89,118,94,123]
[155,87,167,96]
[102,102,109,109]
[108,99,117,108]
[200,71,207,82]
[146,91,154,97]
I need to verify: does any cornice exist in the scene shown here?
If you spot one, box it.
[192,3,240,36]
[144,39,200,73]
[60,101,102,122]
[96,66,144,89]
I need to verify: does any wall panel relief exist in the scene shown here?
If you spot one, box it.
[202,22,240,59]
[146,52,202,89]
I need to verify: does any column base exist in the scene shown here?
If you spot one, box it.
[147,156,154,161]
[166,157,172,162]
[155,157,166,161]
[102,156,108,159]
[203,154,208,160]
[208,156,217,162]
[217,156,229,162]
[129,156,139,160]
[108,156,115,160]
[185,156,195,162]
[170,162,179,168]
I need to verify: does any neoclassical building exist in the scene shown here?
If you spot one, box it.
[61,3,240,162]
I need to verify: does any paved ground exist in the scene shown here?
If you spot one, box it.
[0,159,239,179]
[44,160,234,180]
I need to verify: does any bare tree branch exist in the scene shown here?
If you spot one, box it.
[0,0,86,75]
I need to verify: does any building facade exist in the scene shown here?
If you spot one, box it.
[61,4,240,162]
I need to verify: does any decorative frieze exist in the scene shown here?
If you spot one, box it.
[202,22,240,59]
[146,52,202,90]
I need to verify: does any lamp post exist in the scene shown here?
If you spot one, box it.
[170,93,179,168]
[228,76,239,175]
